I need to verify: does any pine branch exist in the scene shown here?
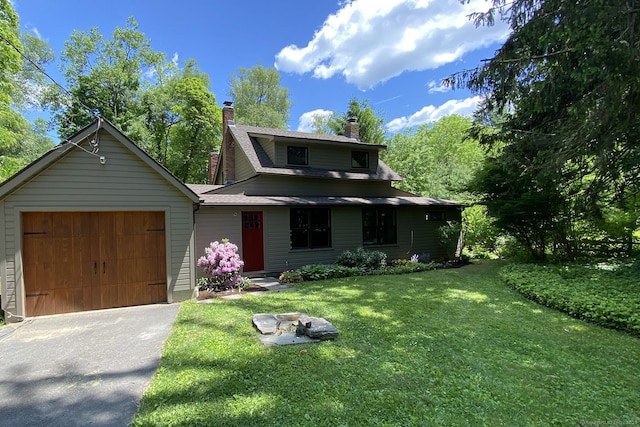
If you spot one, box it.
[481,48,574,64]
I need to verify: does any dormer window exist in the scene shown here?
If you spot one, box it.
[287,146,308,166]
[351,151,370,169]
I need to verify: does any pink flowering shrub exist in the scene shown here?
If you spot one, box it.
[197,239,244,291]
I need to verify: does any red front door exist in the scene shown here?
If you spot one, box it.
[241,211,264,272]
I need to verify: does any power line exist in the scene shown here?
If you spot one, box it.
[0,32,99,120]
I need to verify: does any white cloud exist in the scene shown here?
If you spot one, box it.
[31,27,43,40]
[297,109,334,133]
[386,95,481,132]
[171,52,179,67]
[143,67,157,81]
[275,0,509,89]
[427,80,450,94]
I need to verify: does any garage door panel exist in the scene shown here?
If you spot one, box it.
[100,284,120,309]
[52,261,74,290]
[51,213,73,237]
[25,293,53,317]
[54,288,84,314]
[118,258,136,285]
[147,257,167,284]
[115,235,134,260]
[76,235,95,262]
[22,211,167,317]
[149,282,167,304]
[74,213,96,237]
[23,212,53,235]
[96,212,115,236]
[85,283,103,310]
[148,211,165,229]
[25,255,51,294]
[101,258,119,286]
[123,283,141,306]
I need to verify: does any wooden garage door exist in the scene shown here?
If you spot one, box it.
[22,211,167,316]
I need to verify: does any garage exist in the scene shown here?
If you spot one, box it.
[22,211,167,316]
[0,118,200,320]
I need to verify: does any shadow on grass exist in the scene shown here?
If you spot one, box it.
[133,261,640,426]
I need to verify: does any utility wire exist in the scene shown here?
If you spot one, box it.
[0,32,99,119]
[0,31,106,160]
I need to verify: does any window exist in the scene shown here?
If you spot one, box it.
[425,211,446,221]
[287,146,308,165]
[362,207,397,245]
[290,208,331,249]
[351,151,370,169]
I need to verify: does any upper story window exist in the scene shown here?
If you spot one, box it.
[351,151,370,169]
[287,146,308,166]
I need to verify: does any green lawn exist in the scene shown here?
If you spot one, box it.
[132,261,640,426]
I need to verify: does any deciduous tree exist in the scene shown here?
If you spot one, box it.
[51,17,164,138]
[0,0,27,153]
[383,115,483,200]
[229,65,291,129]
[47,19,221,183]
[163,61,221,183]
[0,1,54,181]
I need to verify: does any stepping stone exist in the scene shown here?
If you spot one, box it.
[258,333,320,347]
[252,314,278,334]
[274,312,308,322]
[298,317,339,340]
[253,312,338,345]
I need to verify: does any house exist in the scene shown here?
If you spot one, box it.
[0,103,462,321]
[0,118,200,320]
[189,102,462,276]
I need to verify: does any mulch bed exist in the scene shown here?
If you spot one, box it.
[196,284,270,300]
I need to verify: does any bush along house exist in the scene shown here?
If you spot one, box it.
[188,102,463,276]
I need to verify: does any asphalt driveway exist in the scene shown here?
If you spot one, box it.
[0,303,180,426]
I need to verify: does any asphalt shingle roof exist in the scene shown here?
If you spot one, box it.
[185,185,461,208]
[229,124,402,182]
[193,123,462,208]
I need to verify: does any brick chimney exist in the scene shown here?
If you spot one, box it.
[222,101,236,184]
[344,116,359,140]
[208,149,219,184]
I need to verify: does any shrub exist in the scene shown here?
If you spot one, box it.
[463,205,500,256]
[500,262,640,335]
[385,261,437,275]
[238,277,253,290]
[438,221,462,259]
[414,253,431,263]
[279,257,462,285]
[391,258,413,266]
[336,248,387,270]
[197,239,244,291]
[279,270,303,284]
[298,264,362,281]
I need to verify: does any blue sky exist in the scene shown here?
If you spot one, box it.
[13,0,510,136]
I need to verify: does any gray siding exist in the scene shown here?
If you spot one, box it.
[194,205,458,275]
[274,141,378,172]
[0,131,196,316]
[216,175,398,197]
[256,137,276,162]
[234,143,255,181]
[194,207,243,276]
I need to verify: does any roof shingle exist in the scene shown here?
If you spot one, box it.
[228,125,402,182]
